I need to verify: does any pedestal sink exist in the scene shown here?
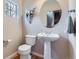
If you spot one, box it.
[37,33,60,59]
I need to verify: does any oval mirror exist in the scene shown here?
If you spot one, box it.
[39,0,62,28]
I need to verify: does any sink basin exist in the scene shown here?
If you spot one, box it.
[37,32,60,41]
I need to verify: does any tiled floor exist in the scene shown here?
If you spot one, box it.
[13,53,43,59]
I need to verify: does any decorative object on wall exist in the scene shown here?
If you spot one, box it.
[39,0,61,27]
[5,0,17,18]
[26,8,36,24]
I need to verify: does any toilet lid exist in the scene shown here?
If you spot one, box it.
[19,44,31,51]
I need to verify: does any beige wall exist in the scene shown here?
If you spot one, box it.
[57,0,69,11]
[3,0,23,58]
[69,0,76,10]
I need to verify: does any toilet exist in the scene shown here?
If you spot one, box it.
[18,35,36,59]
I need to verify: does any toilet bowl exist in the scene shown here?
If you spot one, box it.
[18,44,31,59]
[18,35,36,59]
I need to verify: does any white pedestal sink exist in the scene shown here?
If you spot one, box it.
[37,33,60,59]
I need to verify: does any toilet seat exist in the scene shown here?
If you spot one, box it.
[18,44,31,55]
[19,44,31,51]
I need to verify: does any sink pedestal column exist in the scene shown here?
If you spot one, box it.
[44,40,52,59]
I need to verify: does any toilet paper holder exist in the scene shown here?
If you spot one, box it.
[3,39,11,47]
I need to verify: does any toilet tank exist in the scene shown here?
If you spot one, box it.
[25,35,36,46]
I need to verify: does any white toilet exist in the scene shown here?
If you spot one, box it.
[18,35,36,59]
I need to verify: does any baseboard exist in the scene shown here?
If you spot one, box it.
[5,51,73,59]
[5,51,43,59]
[31,52,43,58]
[5,51,18,59]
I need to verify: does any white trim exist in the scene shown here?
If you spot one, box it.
[5,51,17,59]
[5,51,43,59]
[5,51,71,59]
[31,52,43,58]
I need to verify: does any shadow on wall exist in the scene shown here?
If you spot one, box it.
[52,38,69,59]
